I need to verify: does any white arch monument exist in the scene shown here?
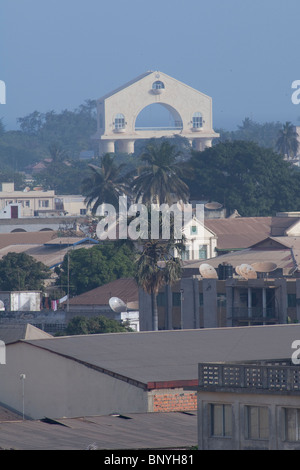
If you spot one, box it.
[93,71,219,154]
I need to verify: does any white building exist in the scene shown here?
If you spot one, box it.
[93,71,219,155]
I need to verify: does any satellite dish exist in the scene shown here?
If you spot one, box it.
[199,263,218,279]
[235,265,242,275]
[239,263,257,280]
[109,297,127,313]
[251,262,277,273]
[204,201,223,210]
[109,297,139,313]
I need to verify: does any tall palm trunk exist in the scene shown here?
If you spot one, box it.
[151,290,159,331]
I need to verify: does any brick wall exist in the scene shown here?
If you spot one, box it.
[150,388,197,412]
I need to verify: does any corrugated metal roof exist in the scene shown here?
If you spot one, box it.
[66,278,138,306]
[21,324,300,386]
[0,411,197,450]
[205,217,300,249]
[0,324,52,344]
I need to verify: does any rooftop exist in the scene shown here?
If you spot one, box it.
[0,411,197,450]
[204,216,300,250]
[66,277,138,306]
[20,323,300,388]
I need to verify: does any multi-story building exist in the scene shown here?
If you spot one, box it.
[198,359,300,450]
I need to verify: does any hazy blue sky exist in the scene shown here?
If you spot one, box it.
[1,0,300,130]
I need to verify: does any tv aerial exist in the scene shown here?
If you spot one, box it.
[109,297,138,313]
[199,263,218,279]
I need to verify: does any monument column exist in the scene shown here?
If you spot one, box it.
[100,140,115,154]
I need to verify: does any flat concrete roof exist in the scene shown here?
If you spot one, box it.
[21,324,300,387]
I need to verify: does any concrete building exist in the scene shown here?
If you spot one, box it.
[139,235,300,330]
[0,291,42,312]
[0,182,57,218]
[1,324,300,421]
[64,277,140,331]
[93,70,219,155]
[198,359,300,450]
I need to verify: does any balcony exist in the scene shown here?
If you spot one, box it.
[198,360,300,395]
[229,307,279,325]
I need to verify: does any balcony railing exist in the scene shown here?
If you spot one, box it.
[230,307,279,321]
[198,361,300,394]
[135,126,183,131]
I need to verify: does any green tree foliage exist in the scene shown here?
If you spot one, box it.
[186,140,300,216]
[33,159,91,194]
[55,243,136,296]
[17,100,97,157]
[0,253,49,291]
[131,140,190,205]
[276,122,299,159]
[134,238,182,331]
[64,315,132,335]
[81,154,128,214]
[216,117,283,149]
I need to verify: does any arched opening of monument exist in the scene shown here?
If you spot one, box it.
[135,103,183,131]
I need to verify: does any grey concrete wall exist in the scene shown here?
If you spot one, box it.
[202,279,218,328]
[0,342,148,419]
[180,278,200,329]
[198,390,300,450]
[139,288,153,331]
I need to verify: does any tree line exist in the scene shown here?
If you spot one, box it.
[1,104,300,331]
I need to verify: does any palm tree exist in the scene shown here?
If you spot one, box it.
[48,143,69,163]
[135,238,183,331]
[81,153,128,214]
[276,122,299,159]
[131,140,190,205]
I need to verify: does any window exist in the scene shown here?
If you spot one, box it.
[245,406,269,440]
[190,225,198,236]
[181,248,190,261]
[192,112,203,128]
[288,294,297,308]
[157,292,166,307]
[199,245,207,259]
[284,408,300,441]
[172,292,181,307]
[210,404,232,437]
[39,200,49,208]
[152,80,165,90]
[114,113,125,130]
[80,209,87,215]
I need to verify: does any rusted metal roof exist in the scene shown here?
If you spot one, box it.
[205,216,300,250]
[66,278,138,306]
